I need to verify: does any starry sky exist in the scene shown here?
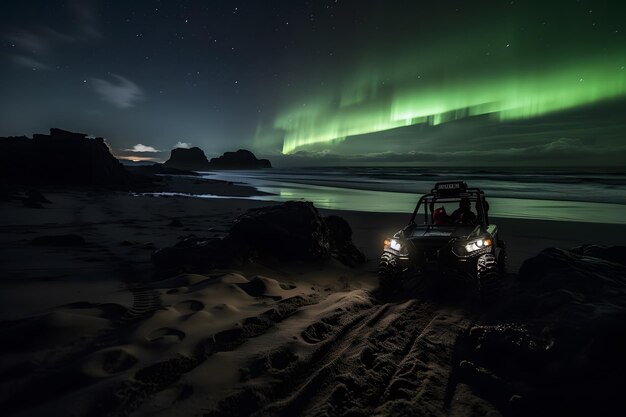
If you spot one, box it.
[1,0,625,166]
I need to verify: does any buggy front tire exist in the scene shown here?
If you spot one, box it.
[477,253,500,301]
[378,252,401,290]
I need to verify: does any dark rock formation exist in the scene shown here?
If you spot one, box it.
[324,215,366,267]
[30,234,87,246]
[457,245,626,416]
[570,244,626,267]
[152,201,365,272]
[158,147,271,172]
[230,201,332,261]
[209,149,271,170]
[163,147,211,171]
[0,128,132,188]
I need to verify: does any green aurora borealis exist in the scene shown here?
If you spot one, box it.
[2,1,625,165]
[261,2,626,159]
[277,52,626,154]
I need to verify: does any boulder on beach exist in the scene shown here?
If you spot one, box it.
[152,201,365,272]
[458,245,626,416]
[0,128,133,188]
[209,149,271,170]
[324,215,366,267]
[163,147,211,171]
[230,201,332,261]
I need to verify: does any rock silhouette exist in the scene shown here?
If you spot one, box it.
[162,147,211,171]
[0,128,132,188]
[209,149,271,169]
[163,147,272,171]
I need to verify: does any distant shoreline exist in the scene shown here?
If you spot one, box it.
[132,169,626,224]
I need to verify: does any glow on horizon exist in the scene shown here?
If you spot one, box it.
[115,155,160,162]
[277,53,626,154]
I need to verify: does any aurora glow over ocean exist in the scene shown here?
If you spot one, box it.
[276,53,626,153]
[1,1,625,167]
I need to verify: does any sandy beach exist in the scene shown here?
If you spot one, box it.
[1,176,625,416]
[3,0,626,414]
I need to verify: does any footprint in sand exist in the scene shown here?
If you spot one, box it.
[83,347,139,377]
[147,327,186,344]
[175,299,205,313]
[301,315,341,344]
[210,303,241,314]
[242,348,299,380]
[267,348,298,371]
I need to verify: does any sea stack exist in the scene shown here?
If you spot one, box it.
[163,147,211,171]
[209,149,272,169]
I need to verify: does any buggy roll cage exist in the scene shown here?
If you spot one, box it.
[409,181,489,227]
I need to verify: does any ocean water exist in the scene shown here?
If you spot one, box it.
[193,167,626,224]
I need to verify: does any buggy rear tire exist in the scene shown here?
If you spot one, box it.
[379,252,401,290]
[477,253,500,301]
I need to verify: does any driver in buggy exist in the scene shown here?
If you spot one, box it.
[430,201,450,225]
[450,197,477,225]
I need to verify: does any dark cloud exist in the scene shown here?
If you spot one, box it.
[4,0,100,70]
[91,74,144,108]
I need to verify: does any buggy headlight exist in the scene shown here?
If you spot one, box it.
[390,239,402,251]
[384,238,402,251]
[465,238,491,253]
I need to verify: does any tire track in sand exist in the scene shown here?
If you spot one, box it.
[205,296,467,417]
[263,300,443,417]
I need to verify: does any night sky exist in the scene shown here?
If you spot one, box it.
[1,0,625,166]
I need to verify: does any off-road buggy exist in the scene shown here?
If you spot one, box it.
[379,181,506,298]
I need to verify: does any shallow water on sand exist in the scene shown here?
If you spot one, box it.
[186,167,626,224]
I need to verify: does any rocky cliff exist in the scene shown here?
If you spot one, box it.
[0,128,133,188]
